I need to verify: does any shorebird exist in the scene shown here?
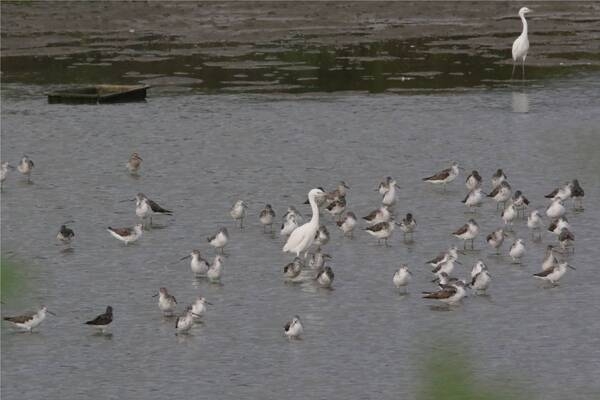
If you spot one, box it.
[512,7,532,80]
[283,188,325,257]
[181,250,209,276]
[512,190,530,217]
[1,162,14,188]
[487,228,507,254]
[327,181,350,201]
[534,262,575,285]
[453,219,479,250]
[422,162,461,191]
[308,247,331,270]
[381,178,399,207]
[432,257,460,278]
[365,221,395,246]
[230,200,248,229]
[135,193,172,227]
[326,196,347,220]
[363,205,391,225]
[107,224,143,245]
[509,238,526,263]
[465,170,482,191]
[546,197,566,220]
[3,306,55,332]
[545,182,572,201]
[501,201,518,229]
[570,179,584,210]
[398,213,417,242]
[280,214,299,237]
[85,306,113,333]
[462,188,486,212]
[207,227,229,254]
[154,287,177,316]
[422,281,467,305]
[284,257,304,281]
[313,225,330,247]
[491,169,507,189]
[259,204,276,233]
[471,269,491,292]
[315,266,335,288]
[488,181,512,210]
[558,228,575,253]
[393,264,412,292]
[17,155,34,183]
[191,297,211,320]
[56,224,75,244]
[527,210,543,240]
[284,316,303,339]
[175,308,195,334]
[548,217,569,235]
[470,260,487,278]
[542,245,560,271]
[207,255,224,282]
[426,246,459,269]
[126,152,143,174]
[336,211,357,237]
[283,206,303,224]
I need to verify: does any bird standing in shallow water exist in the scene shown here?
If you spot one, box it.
[337,211,357,237]
[527,210,543,240]
[135,192,172,227]
[230,200,248,229]
[283,257,304,281]
[207,255,225,283]
[315,266,335,288]
[259,204,276,233]
[208,227,229,254]
[3,306,55,332]
[154,287,177,316]
[191,297,211,320]
[127,152,143,174]
[283,188,325,257]
[534,262,575,285]
[422,162,461,191]
[85,306,113,333]
[398,213,417,243]
[512,7,532,80]
[453,219,479,250]
[509,238,526,263]
[423,281,467,306]
[365,221,395,246]
[486,228,507,254]
[1,162,15,188]
[284,316,303,339]
[393,265,412,292]
[57,224,75,244]
[175,308,195,334]
[107,224,143,245]
[570,179,584,210]
[181,250,209,276]
[465,170,482,191]
[17,155,34,183]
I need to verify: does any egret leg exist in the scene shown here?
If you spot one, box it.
[511,62,516,80]
[522,59,525,80]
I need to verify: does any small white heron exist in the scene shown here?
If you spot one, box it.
[512,7,532,80]
[283,188,325,257]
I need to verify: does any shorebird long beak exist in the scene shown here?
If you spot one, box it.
[323,254,332,259]
[192,313,203,318]
[395,184,401,189]
[205,301,213,305]
[303,199,309,204]
[455,260,463,265]
[458,166,465,171]
[7,164,15,170]
[151,293,158,298]
[567,264,576,270]
[179,255,191,261]
[47,310,57,316]
[119,198,135,203]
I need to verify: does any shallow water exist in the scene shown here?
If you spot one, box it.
[1,76,600,399]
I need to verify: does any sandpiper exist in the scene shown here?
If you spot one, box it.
[57,224,75,244]
[207,255,224,282]
[326,196,347,220]
[501,201,518,229]
[398,213,417,242]
[465,170,482,191]
[534,262,575,285]
[512,190,530,217]
[154,287,177,316]
[280,214,299,237]
[107,224,143,245]
[509,238,526,263]
[283,206,303,224]
[126,152,143,174]
[230,200,248,229]
[393,264,412,291]
[365,221,395,246]
[491,169,507,189]
[85,306,113,333]
[313,225,330,247]
[558,228,575,253]
[488,181,512,210]
[191,297,211,320]
[284,315,303,339]
[570,179,584,210]
[1,162,14,187]
[336,211,357,237]
[381,178,400,207]
[135,193,172,227]
[527,210,543,240]
[207,227,229,254]
[453,219,479,250]
[308,247,331,270]
[545,182,571,201]
[546,197,566,220]
[327,181,350,201]
[284,257,304,281]
[315,266,335,288]
[3,306,55,332]
[422,281,467,305]
[470,260,487,278]
[432,256,460,277]
[426,246,460,268]
[175,308,195,334]
[548,217,569,235]
[259,204,276,233]
[181,250,209,276]
[462,188,485,212]
[363,205,391,225]
[471,269,491,292]
[542,245,559,271]
[487,228,507,254]
[422,162,461,191]
[17,155,34,183]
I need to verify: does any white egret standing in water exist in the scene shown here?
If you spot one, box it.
[283,188,325,257]
[512,7,532,80]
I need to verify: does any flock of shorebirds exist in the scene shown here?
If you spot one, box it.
[1,150,585,339]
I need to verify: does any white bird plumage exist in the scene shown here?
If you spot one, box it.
[512,7,532,80]
[283,188,324,257]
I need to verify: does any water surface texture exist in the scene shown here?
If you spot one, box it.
[1,77,600,399]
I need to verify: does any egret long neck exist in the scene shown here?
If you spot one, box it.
[520,13,528,37]
[308,194,320,226]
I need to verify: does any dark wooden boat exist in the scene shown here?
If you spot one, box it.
[47,85,149,104]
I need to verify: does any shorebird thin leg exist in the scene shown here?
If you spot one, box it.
[522,59,526,80]
[511,62,516,80]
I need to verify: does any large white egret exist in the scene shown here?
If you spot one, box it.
[283,188,325,256]
[512,7,532,80]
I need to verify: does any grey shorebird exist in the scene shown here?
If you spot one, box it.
[17,155,34,183]
[127,152,143,174]
[230,200,248,229]
[453,219,479,250]
[85,306,113,333]
[422,162,462,191]
[284,316,303,339]
[259,204,276,233]
[153,287,177,316]
[107,224,143,245]
[135,193,172,227]
[208,227,229,254]
[3,306,55,332]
